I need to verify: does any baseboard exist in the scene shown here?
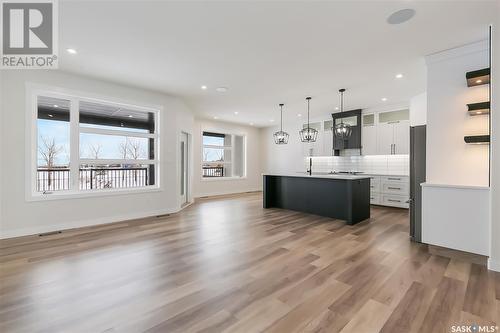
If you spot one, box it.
[428,244,488,266]
[488,258,500,272]
[194,188,262,199]
[0,207,180,239]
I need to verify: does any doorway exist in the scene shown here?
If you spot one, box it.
[180,132,189,206]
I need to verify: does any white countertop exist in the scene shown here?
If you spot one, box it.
[364,173,408,177]
[263,173,371,180]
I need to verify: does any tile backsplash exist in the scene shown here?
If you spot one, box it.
[305,155,409,176]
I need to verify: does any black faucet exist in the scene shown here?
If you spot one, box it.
[307,158,312,175]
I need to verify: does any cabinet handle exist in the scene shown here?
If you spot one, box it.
[388,199,401,202]
[388,178,401,181]
[388,187,401,190]
[388,121,400,124]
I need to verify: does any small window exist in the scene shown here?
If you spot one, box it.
[202,131,245,178]
[363,114,375,126]
[33,91,159,196]
[303,122,321,131]
[335,116,358,126]
[379,109,409,123]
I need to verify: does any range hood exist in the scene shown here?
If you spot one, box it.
[331,109,362,154]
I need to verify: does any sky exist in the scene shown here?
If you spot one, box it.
[202,135,226,163]
[38,119,228,167]
[37,119,149,167]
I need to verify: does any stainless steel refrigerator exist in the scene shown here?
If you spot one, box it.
[409,125,426,242]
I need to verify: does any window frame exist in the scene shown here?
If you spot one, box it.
[26,84,162,201]
[200,129,247,181]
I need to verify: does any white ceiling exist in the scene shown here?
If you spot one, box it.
[59,0,496,127]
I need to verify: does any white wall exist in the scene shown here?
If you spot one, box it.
[260,120,305,174]
[490,14,500,271]
[410,92,427,126]
[193,118,262,197]
[0,70,194,238]
[425,41,490,187]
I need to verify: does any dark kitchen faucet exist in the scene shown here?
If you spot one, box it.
[307,158,312,175]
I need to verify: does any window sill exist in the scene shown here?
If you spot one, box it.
[27,186,162,202]
[201,176,247,182]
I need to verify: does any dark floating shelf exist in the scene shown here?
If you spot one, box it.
[464,135,490,145]
[467,101,490,116]
[466,68,490,87]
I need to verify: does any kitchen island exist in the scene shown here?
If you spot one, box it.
[263,173,371,225]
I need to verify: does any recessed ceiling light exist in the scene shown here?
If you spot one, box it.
[48,114,53,118]
[297,113,302,117]
[66,48,77,54]
[381,97,388,102]
[213,116,218,119]
[234,111,239,115]
[201,85,207,90]
[387,8,416,25]
[53,104,58,108]
[216,87,228,93]
[128,115,133,118]
[395,73,404,79]
[335,107,339,110]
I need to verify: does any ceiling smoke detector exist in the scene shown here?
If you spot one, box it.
[216,87,228,93]
[387,9,416,25]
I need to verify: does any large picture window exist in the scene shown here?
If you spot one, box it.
[33,90,159,197]
[202,131,245,178]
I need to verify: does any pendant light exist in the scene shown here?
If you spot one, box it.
[273,103,289,144]
[299,97,318,143]
[334,88,352,139]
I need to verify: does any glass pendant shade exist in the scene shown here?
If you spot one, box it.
[334,122,352,139]
[273,130,289,144]
[273,103,289,144]
[299,97,318,143]
[334,88,352,139]
[299,127,318,142]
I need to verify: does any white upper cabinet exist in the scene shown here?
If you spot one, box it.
[361,114,377,155]
[393,121,409,154]
[299,109,410,157]
[375,109,410,155]
[376,122,394,155]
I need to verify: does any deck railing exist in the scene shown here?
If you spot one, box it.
[202,166,224,177]
[36,167,148,192]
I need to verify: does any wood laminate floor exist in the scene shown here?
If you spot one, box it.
[1,192,499,333]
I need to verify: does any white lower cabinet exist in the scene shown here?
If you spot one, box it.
[381,194,408,208]
[370,192,381,205]
[369,175,409,208]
